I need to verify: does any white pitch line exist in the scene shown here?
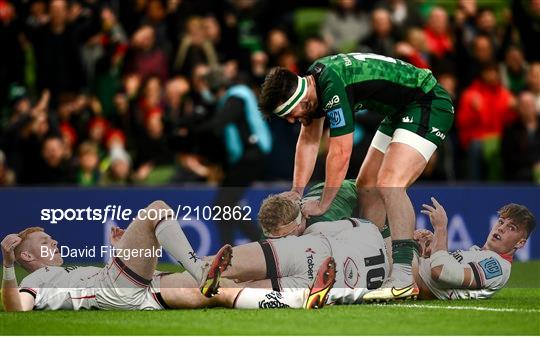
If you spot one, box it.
[374,303,540,313]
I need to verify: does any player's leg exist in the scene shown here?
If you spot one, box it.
[220,242,268,282]
[357,122,395,269]
[116,200,229,289]
[363,84,454,302]
[377,141,427,281]
[233,257,337,310]
[356,143,386,229]
[159,273,241,308]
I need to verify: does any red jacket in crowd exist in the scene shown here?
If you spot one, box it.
[457,80,517,149]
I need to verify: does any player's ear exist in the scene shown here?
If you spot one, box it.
[19,250,35,262]
[514,238,526,250]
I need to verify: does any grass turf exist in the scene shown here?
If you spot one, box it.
[1,261,539,335]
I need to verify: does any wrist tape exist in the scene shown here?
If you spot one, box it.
[3,265,16,281]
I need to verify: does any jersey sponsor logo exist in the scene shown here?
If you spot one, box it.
[258,291,290,309]
[343,257,359,289]
[430,127,446,140]
[324,95,340,111]
[327,108,346,129]
[479,257,502,280]
[402,116,413,123]
[451,250,464,263]
[306,249,315,281]
[340,54,352,66]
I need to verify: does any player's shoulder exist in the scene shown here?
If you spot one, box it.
[466,247,512,285]
[19,266,61,288]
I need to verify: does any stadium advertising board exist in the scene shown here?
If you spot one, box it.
[1,186,538,262]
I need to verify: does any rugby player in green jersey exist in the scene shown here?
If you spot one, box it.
[259,52,454,301]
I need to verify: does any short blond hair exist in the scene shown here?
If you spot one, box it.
[258,195,299,234]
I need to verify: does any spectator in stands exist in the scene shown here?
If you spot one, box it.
[359,8,397,57]
[502,91,540,182]
[0,150,15,186]
[265,28,291,68]
[500,46,529,94]
[100,145,132,186]
[298,36,330,73]
[34,135,73,185]
[75,141,100,186]
[526,62,540,113]
[125,25,168,82]
[395,27,430,69]
[0,0,24,109]
[134,108,173,183]
[459,34,496,89]
[457,62,517,181]
[321,0,371,53]
[423,7,453,64]
[382,0,424,35]
[26,0,96,104]
[512,0,540,61]
[173,16,219,77]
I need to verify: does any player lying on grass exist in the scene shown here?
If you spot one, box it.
[1,200,336,311]
[411,199,536,300]
[257,180,393,269]
[251,194,535,303]
[218,216,391,306]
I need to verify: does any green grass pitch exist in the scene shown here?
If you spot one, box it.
[1,261,539,335]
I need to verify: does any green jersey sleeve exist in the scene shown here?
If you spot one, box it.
[304,179,358,226]
[317,67,356,137]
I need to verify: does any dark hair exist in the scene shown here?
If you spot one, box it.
[498,204,536,238]
[258,67,298,117]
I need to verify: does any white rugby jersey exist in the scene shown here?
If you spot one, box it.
[19,266,102,310]
[419,246,512,300]
[306,219,390,304]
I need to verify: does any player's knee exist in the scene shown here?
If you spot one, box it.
[376,175,406,200]
[147,200,171,212]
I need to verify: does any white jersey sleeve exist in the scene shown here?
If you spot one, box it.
[419,246,512,300]
[19,266,101,310]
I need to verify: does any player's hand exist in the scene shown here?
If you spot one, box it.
[301,200,325,218]
[421,197,448,231]
[1,234,22,267]
[109,226,125,247]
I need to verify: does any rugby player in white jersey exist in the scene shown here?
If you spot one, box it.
[1,200,336,311]
[243,193,534,305]
[412,199,536,301]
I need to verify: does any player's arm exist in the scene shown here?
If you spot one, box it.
[302,69,354,217]
[318,133,353,212]
[1,234,35,311]
[292,117,325,196]
[421,198,478,289]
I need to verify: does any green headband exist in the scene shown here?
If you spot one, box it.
[273,77,308,117]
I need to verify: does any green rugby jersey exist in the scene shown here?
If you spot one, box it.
[307,53,438,137]
[304,179,358,226]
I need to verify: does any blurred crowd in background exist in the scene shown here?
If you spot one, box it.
[0,0,539,187]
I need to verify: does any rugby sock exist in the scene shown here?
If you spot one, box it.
[380,224,391,239]
[155,219,206,283]
[233,288,307,309]
[391,240,415,284]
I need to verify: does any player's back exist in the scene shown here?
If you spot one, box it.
[418,246,512,300]
[309,53,437,115]
[307,219,390,304]
[20,266,102,310]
